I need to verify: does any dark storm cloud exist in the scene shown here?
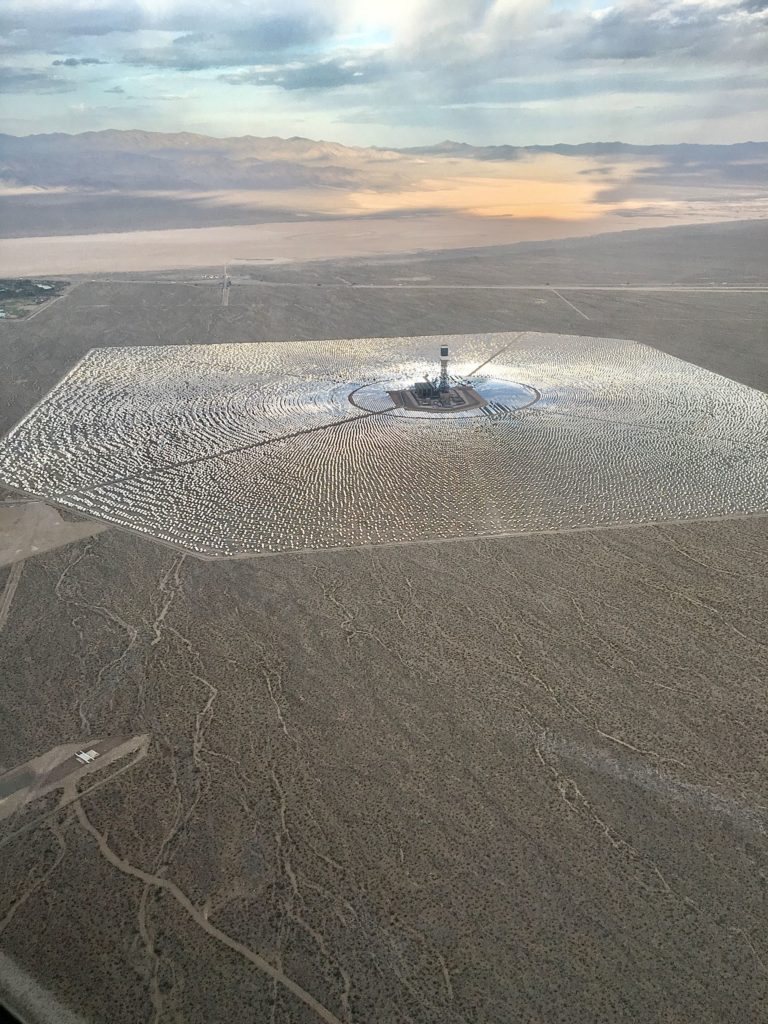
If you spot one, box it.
[118,12,335,70]
[558,0,768,62]
[206,0,761,123]
[392,0,767,77]
[0,67,76,94]
[156,5,331,40]
[0,5,144,37]
[563,8,665,60]
[1,0,765,75]
[228,14,330,51]
[52,57,106,66]
[0,3,335,66]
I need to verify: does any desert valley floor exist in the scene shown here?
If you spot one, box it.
[1,219,768,1024]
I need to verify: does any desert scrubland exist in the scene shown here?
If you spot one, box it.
[1,219,768,1023]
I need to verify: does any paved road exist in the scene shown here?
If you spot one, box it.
[230,282,768,292]
[79,278,768,292]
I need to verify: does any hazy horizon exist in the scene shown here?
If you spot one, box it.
[2,127,768,147]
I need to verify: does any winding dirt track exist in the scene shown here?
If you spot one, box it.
[74,799,344,1024]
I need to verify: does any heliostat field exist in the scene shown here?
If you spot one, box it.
[1,331,767,556]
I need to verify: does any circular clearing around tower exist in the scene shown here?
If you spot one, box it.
[349,376,540,420]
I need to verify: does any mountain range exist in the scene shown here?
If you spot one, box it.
[1,130,766,192]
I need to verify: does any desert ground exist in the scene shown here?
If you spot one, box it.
[1,218,768,1023]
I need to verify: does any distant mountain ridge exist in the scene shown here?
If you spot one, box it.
[0,130,766,192]
[0,130,386,191]
[400,139,768,161]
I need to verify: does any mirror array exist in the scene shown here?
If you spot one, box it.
[1,331,767,557]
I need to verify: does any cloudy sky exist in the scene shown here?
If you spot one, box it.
[0,0,765,145]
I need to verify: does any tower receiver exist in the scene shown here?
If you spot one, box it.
[439,346,449,392]
[385,344,486,413]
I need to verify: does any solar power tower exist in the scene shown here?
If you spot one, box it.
[439,345,450,392]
